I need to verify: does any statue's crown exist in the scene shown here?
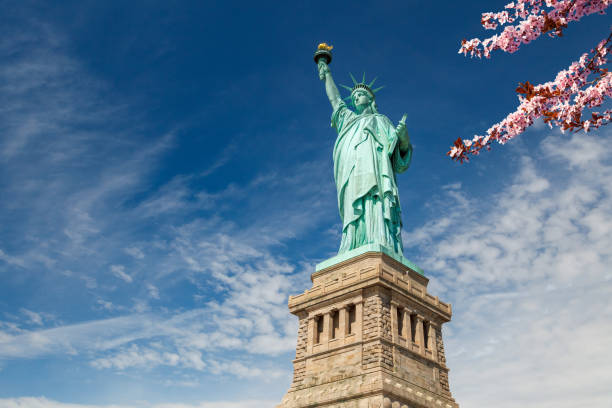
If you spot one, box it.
[340,73,385,103]
[352,83,375,97]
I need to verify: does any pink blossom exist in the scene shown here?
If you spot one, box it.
[459,0,609,58]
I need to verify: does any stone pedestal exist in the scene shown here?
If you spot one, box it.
[277,247,459,408]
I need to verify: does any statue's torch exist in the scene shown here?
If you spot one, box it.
[314,43,333,80]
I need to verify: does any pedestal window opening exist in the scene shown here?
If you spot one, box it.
[410,314,417,343]
[347,304,356,334]
[397,307,405,338]
[331,310,340,339]
[315,316,324,344]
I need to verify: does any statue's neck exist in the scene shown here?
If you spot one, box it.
[357,105,374,115]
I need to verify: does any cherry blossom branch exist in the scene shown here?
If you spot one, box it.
[459,0,609,58]
[449,32,612,162]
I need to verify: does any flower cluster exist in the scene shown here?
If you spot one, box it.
[450,0,610,162]
[450,34,611,162]
[459,0,609,58]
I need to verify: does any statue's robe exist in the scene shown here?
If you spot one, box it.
[331,101,412,255]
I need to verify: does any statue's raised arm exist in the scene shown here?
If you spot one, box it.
[318,60,342,112]
[314,44,342,112]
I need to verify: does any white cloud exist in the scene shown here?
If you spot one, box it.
[0,321,25,341]
[124,247,144,260]
[0,297,294,364]
[0,397,129,408]
[154,402,276,408]
[0,314,151,359]
[96,299,117,312]
[90,344,192,371]
[0,398,276,408]
[110,265,133,283]
[62,270,98,289]
[449,283,612,408]
[146,284,160,299]
[135,176,198,218]
[208,360,287,380]
[20,309,43,326]
[0,248,26,268]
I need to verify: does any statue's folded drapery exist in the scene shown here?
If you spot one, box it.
[331,101,412,255]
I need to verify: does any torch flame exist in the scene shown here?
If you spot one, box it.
[317,43,333,51]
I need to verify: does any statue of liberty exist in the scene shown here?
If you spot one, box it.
[315,44,412,257]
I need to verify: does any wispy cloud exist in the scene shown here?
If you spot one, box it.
[0,141,328,378]
[208,360,287,379]
[198,142,237,177]
[19,309,43,326]
[0,314,156,359]
[0,18,175,283]
[0,249,25,268]
[124,247,144,260]
[146,284,160,299]
[0,397,276,408]
[110,265,133,284]
[90,343,204,371]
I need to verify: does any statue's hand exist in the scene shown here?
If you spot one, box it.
[318,60,330,81]
[396,121,407,139]
[396,115,410,149]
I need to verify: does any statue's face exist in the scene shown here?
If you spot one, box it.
[353,90,372,113]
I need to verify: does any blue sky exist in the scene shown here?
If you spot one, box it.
[0,1,611,407]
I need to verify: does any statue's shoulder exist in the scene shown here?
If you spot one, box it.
[373,113,393,125]
[334,101,355,116]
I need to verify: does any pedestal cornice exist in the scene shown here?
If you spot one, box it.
[290,251,451,322]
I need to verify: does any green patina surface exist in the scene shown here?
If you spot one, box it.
[316,46,413,260]
[315,243,424,275]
